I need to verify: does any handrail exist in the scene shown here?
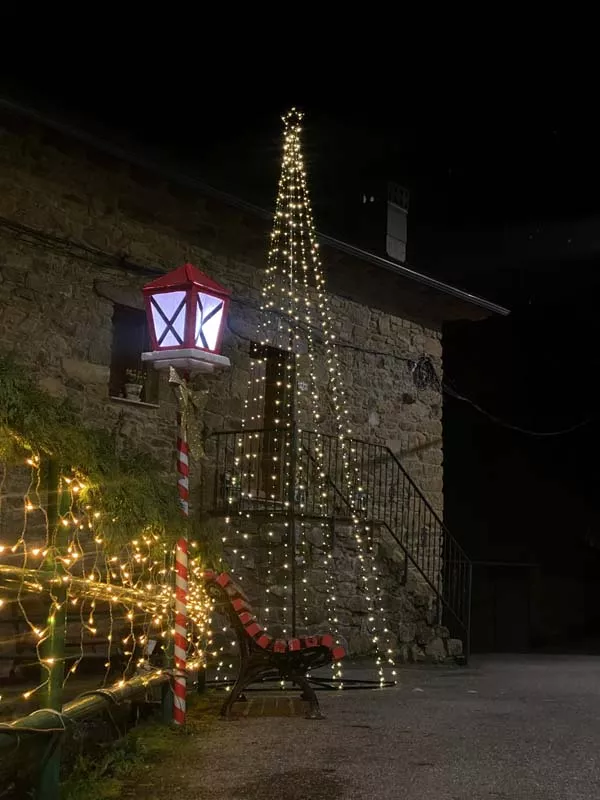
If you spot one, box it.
[378,520,468,631]
[332,432,471,564]
[0,670,169,753]
[298,440,349,515]
[298,436,469,632]
[300,440,439,593]
[209,427,472,649]
[224,425,469,563]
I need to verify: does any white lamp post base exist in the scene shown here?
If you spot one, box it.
[142,349,231,375]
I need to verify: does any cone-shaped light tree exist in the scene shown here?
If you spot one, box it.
[226,108,396,685]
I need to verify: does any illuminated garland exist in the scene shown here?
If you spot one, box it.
[0,358,214,708]
[224,108,395,686]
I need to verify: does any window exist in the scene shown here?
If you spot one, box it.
[109,305,159,404]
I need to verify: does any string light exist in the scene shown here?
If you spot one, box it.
[0,456,215,708]
[218,108,395,690]
[0,109,399,703]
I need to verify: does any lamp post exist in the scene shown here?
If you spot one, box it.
[142,263,230,725]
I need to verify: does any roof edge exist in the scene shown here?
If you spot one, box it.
[0,96,509,317]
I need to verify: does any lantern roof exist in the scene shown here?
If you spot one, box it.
[143,263,231,297]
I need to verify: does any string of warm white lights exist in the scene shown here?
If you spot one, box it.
[273,108,396,684]
[221,108,396,688]
[0,452,214,709]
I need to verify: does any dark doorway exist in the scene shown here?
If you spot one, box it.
[250,343,297,500]
[470,564,533,652]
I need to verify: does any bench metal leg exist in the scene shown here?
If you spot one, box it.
[293,674,324,720]
[220,677,246,718]
[220,666,265,719]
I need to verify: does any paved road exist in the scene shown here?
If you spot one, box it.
[183,656,600,799]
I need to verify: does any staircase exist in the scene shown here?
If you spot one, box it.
[208,428,472,658]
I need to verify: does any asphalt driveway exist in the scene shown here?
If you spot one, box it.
[160,655,600,799]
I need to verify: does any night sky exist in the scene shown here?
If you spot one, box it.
[3,72,600,650]
[6,70,600,308]
[11,77,600,309]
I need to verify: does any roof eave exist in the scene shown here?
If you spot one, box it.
[0,96,509,318]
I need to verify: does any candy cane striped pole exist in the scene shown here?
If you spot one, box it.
[173,404,190,725]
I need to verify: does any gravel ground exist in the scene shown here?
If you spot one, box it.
[138,655,600,800]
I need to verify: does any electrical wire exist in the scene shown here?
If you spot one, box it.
[443,383,594,437]
[1,214,589,438]
[412,356,595,437]
[0,215,163,278]
[231,318,594,437]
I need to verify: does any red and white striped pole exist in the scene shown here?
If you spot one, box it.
[173,401,190,725]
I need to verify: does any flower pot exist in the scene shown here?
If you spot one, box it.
[125,383,143,401]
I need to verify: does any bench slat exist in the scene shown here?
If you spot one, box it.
[206,573,346,672]
[245,622,263,637]
[256,634,273,649]
[302,636,320,649]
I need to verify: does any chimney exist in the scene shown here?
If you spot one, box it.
[386,182,410,263]
[352,180,410,260]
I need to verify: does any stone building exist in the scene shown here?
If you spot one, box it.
[0,101,507,667]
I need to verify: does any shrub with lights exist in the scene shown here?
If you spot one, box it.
[0,355,214,712]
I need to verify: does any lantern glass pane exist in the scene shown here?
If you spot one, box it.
[151,290,187,347]
[195,292,224,351]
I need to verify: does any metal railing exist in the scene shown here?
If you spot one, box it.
[208,427,472,655]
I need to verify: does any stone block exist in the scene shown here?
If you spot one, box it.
[335,582,357,597]
[26,270,66,296]
[397,621,416,643]
[305,527,326,548]
[13,287,36,302]
[409,644,426,663]
[377,316,390,336]
[397,644,411,663]
[447,638,464,658]
[62,358,109,385]
[425,637,446,663]
[415,621,435,646]
[88,339,111,365]
[239,553,255,570]
[337,594,370,615]
[267,585,288,599]
[347,629,374,655]
[330,610,354,627]
[0,265,26,286]
[306,570,328,591]
[413,592,431,609]
[38,375,67,398]
[423,337,442,359]
[204,411,225,431]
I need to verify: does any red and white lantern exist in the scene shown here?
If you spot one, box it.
[142,264,231,726]
[143,263,231,373]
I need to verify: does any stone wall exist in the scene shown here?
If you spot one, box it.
[0,113,444,507]
[0,111,458,660]
[218,517,461,665]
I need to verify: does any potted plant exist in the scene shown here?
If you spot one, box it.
[124,368,145,402]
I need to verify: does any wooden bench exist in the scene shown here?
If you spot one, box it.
[203,571,345,719]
